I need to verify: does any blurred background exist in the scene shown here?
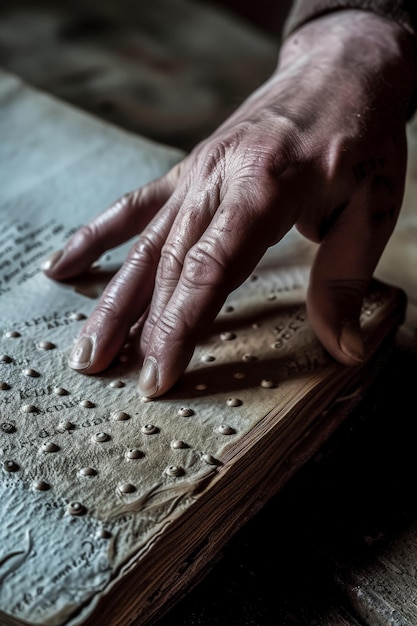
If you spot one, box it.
[0,0,291,151]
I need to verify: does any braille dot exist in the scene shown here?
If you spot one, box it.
[96,528,112,539]
[92,432,110,443]
[202,453,220,466]
[267,293,277,301]
[252,322,262,329]
[80,399,95,408]
[0,382,10,390]
[226,397,242,407]
[171,440,189,449]
[177,407,194,417]
[69,312,86,321]
[54,387,68,396]
[216,425,236,435]
[260,378,275,388]
[113,378,128,391]
[250,274,258,282]
[220,331,236,341]
[195,383,207,391]
[23,368,40,378]
[201,355,215,363]
[141,396,153,403]
[112,411,130,421]
[109,380,125,388]
[33,479,50,491]
[58,420,75,431]
[0,354,12,363]
[242,354,257,362]
[1,422,16,433]
[41,442,60,453]
[79,467,97,477]
[165,465,184,477]
[125,448,143,460]
[141,423,158,435]
[224,305,234,313]
[3,460,19,472]
[118,482,136,494]
[233,371,245,379]
[37,341,55,350]
[21,404,37,413]
[68,501,86,516]
[5,330,21,338]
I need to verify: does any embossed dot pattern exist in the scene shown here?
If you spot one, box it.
[125,449,143,460]
[33,479,51,491]
[0,264,386,549]
[21,404,37,413]
[112,411,130,421]
[165,465,184,477]
[3,460,19,472]
[109,380,125,388]
[37,341,55,350]
[80,399,95,408]
[177,407,194,417]
[79,467,97,477]
[68,501,86,515]
[118,482,136,493]
[23,368,40,377]
[5,330,21,338]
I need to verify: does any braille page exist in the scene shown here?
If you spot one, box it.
[0,71,407,626]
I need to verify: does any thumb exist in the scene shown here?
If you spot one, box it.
[306,192,400,365]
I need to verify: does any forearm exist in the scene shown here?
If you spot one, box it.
[280,4,417,119]
[284,0,417,38]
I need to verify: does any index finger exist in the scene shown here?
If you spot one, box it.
[138,185,292,397]
[42,168,180,280]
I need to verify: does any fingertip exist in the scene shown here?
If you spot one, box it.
[338,323,364,364]
[68,335,93,371]
[41,249,64,275]
[306,287,365,368]
[138,356,159,397]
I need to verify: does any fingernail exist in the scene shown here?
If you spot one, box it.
[41,249,63,272]
[139,356,159,397]
[339,324,364,363]
[68,336,93,370]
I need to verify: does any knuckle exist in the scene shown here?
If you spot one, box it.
[159,241,185,282]
[324,278,368,308]
[182,238,226,288]
[127,230,161,270]
[92,297,126,326]
[157,308,193,342]
[68,224,105,256]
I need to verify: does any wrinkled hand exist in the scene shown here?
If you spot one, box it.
[42,10,416,397]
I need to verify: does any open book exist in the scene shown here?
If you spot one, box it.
[0,70,407,626]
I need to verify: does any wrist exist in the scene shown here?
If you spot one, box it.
[278,9,417,120]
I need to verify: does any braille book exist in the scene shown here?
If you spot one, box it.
[0,70,407,626]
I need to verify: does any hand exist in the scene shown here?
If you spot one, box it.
[42,10,416,397]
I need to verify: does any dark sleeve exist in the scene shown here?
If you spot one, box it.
[283,1,417,38]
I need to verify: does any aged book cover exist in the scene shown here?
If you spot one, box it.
[0,70,407,626]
